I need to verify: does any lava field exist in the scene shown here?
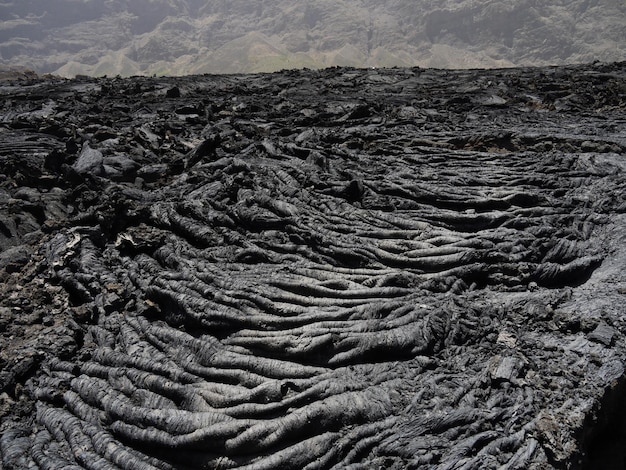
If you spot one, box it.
[1,62,626,469]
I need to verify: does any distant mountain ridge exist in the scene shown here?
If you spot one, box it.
[1,0,624,76]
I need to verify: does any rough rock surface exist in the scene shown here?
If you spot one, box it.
[0,62,626,469]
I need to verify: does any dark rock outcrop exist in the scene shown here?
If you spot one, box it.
[1,62,626,469]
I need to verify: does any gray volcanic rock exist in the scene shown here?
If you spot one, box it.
[0,62,626,469]
[72,143,104,176]
[0,0,625,76]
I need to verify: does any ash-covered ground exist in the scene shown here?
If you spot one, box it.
[0,63,625,469]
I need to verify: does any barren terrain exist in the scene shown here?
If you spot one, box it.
[1,0,625,76]
[1,62,626,469]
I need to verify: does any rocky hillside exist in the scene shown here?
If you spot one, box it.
[0,0,625,76]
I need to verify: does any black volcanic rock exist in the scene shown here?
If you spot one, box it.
[0,62,626,469]
[72,143,104,176]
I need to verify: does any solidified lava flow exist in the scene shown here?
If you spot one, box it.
[0,63,626,469]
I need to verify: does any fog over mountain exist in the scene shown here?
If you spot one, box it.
[1,0,625,76]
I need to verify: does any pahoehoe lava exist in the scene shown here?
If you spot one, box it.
[1,62,626,469]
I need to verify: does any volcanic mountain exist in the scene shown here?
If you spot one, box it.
[0,0,625,76]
